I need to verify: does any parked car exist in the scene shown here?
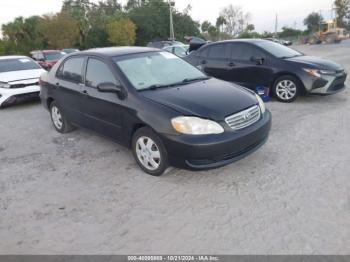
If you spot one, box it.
[0,56,46,107]
[163,45,189,57]
[31,50,66,70]
[62,48,80,54]
[40,47,271,176]
[266,38,292,46]
[147,39,186,49]
[185,39,347,102]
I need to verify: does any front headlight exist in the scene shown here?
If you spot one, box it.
[255,94,266,114]
[0,82,10,89]
[303,68,336,77]
[171,116,224,135]
[319,70,336,75]
[303,68,321,78]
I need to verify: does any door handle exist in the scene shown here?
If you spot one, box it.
[82,90,88,95]
[227,62,235,67]
[200,60,207,65]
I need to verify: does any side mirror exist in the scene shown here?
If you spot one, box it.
[251,56,264,65]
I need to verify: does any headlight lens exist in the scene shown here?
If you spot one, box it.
[171,116,224,135]
[319,70,336,75]
[255,94,266,114]
[303,68,336,77]
[0,82,10,88]
[303,68,321,78]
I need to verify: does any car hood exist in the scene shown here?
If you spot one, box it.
[141,78,258,121]
[0,69,45,83]
[286,55,343,70]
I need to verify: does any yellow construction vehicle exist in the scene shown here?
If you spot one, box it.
[306,19,348,44]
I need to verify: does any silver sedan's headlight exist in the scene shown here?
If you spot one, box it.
[171,116,224,135]
[0,82,10,89]
[255,94,266,114]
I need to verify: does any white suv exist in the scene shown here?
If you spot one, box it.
[0,56,45,107]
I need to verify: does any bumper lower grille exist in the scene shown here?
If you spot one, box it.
[10,82,39,89]
[225,105,261,130]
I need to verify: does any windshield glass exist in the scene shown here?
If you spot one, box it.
[44,52,65,61]
[0,58,41,73]
[115,51,206,91]
[256,41,302,58]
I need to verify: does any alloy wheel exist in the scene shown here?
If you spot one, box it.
[51,106,63,130]
[275,80,297,101]
[135,136,161,171]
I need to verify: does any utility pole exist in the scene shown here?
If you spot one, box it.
[168,0,175,41]
[274,14,278,38]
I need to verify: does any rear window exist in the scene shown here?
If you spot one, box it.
[44,52,65,61]
[0,58,41,73]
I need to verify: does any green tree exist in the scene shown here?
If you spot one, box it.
[334,0,349,27]
[2,16,45,55]
[201,21,211,33]
[106,18,136,46]
[216,16,227,33]
[128,0,199,45]
[40,12,80,49]
[303,12,323,33]
[278,26,304,38]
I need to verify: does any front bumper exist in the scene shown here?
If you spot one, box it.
[0,85,40,107]
[308,72,347,95]
[161,110,272,170]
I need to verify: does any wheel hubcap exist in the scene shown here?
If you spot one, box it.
[136,136,161,171]
[276,80,297,100]
[51,106,63,129]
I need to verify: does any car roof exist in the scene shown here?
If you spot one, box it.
[211,39,268,44]
[79,46,161,57]
[0,55,29,60]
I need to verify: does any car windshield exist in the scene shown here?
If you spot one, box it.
[44,52,65,61]
[115,51,207,91]
[0,58,41,73]
[256,41,302,58]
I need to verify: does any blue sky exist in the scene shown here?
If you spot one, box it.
[0,0,335,35]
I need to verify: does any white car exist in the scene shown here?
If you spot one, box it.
[0,56,45,107]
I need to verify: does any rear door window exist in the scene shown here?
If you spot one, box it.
[208,44,230,60]
[231,43,266,61]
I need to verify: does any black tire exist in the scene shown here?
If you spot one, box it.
[49,101,74,133]
[272,75,301,103]
[132,127,169,176]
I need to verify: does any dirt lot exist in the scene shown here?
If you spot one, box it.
[1,41,350,255]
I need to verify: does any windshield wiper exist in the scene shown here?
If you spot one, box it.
[181,76,211,83]
[139,84,172,91]
[139,77,211,91]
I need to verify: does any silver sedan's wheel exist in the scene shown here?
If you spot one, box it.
[51,106,63,130]
[275,80,297,101]
[135,136,161,171]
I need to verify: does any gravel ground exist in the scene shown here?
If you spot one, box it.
[0,41,349,255]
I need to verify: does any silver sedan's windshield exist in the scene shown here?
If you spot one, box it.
[114,52,207,91]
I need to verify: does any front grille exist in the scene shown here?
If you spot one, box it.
[225,105,261,130]
[10,82,39,89]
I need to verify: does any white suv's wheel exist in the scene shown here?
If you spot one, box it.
[50,101,74,133]
[132,127,168,176]
[273,75,300,103]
